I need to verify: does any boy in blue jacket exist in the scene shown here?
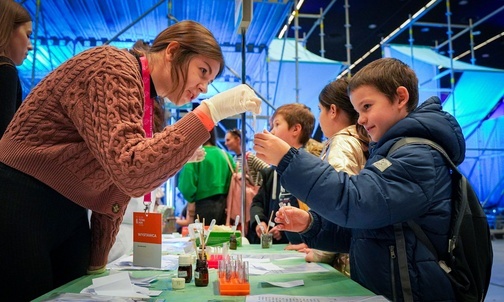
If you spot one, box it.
[254,58,465,301]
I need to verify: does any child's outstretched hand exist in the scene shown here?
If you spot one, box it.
[285,242,309,252]
[274,206,311,233]
[187,147,206,163]
[253,129,291,166]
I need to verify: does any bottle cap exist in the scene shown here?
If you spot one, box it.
[179,254,192,265]
[172,277,185,290]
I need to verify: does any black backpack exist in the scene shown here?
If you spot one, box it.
[389,137,493,302]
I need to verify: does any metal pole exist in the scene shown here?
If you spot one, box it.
[30,0,41,88]
[165,0,177,209]
[294,0,300,103]
[344,0,351,76]
[266,47,272,116]
[240,27,247,238]
[445,0,456,118]
[304,0,338,41]
[408,14,415,70]
[469,19,476,65]
[319,7,325,58]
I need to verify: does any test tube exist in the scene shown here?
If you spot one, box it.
[279,202,291,224]
[218,259,226,279]
[231,259,238,280]
[240,261,249,283]
[225,259,232,282]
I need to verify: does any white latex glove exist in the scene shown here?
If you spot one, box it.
[201,84,261,124]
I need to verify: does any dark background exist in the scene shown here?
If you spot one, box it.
[289,0,504,73]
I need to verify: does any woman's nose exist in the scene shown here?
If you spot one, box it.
[199,82,208,94]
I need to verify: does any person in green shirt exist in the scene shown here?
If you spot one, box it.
[177,129,235,226]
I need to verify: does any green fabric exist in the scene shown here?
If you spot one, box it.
[33,245,377,301]
[177,145,235,202]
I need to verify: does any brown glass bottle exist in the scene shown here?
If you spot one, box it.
[194,259,209,287]
[177,254,192,283]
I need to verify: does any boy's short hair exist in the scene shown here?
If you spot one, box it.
[348,58,419,112]
[271,103,315,145]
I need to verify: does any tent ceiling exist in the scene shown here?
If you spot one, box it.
[18,0,504,90]
[19,0,292,89]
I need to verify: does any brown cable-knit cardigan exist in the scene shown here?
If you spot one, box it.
[0,45,210,268]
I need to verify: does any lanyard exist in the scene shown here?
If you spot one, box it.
[140,56,153,138]
[140,56,153,210]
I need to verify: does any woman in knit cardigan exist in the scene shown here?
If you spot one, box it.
[0,20,261,301]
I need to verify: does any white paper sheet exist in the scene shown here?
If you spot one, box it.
[80,272,161,298]
[245,294,390,302]
[262,280,305,288]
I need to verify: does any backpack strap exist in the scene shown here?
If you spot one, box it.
[389,137,467,255]
[389,137,467,300]
[388,137,458,171]
[221,149,236,173]
[393,223,414,302]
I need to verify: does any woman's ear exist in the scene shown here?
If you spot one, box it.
[165,41,180,61]
[396,86,410,109]
[330,104,337,117]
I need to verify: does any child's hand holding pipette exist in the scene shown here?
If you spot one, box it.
[254,214,267,239]
[278,201,291,223]
[274,206,311,233]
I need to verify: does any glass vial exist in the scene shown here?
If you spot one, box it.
[194,258,209,287]
[261,233,273,248]
[229,233,237,250]
[177,254,193,283]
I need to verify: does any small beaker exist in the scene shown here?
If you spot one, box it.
[229,233,238,250]
[260,233,273,248]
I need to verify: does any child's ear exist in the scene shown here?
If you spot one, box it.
[292,123,302,135]
[330,104,337,117]
[396,86,410,109]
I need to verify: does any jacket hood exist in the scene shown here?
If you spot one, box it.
[372,96,466,165]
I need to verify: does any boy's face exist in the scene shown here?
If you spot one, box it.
[350,85,408,142]
[270,114,299,147]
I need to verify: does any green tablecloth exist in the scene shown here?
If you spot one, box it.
[34,244,376,301]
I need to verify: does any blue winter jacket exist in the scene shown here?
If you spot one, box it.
[275,97,465,301]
